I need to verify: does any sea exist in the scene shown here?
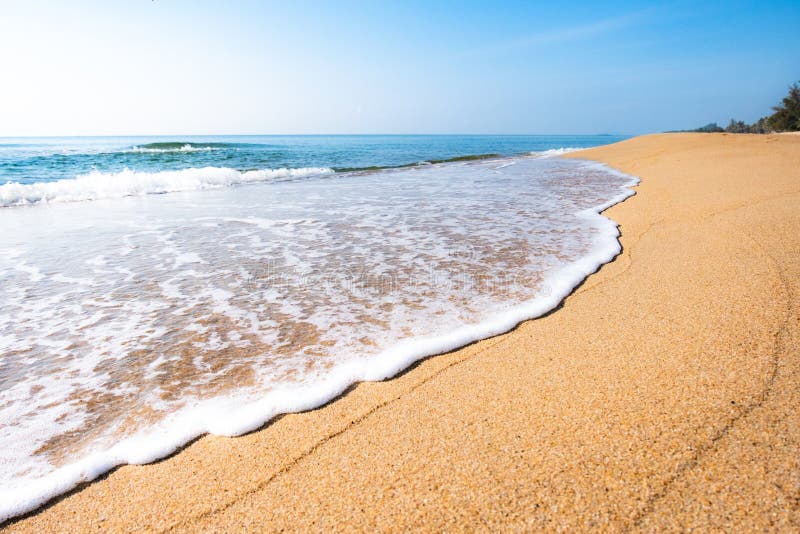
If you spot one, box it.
[0,134,636,521]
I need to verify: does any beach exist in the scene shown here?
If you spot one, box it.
[5,132,800,531]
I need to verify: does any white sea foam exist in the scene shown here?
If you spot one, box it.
[532,147,582,157]
[0,166,333,207]
[128,144,221,153]
[0,156,638,523]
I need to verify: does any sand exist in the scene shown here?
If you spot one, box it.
[5,133,800,532]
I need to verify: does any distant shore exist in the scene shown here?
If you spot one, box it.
[6,132,800,531]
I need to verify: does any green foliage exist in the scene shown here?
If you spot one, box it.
[691,122,724,133]
[720,117,771,134]
[748,117,770,134]
[767,82,800,132]
[681,80,799,134]
[725,119,748,133]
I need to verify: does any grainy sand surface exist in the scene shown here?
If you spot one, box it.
[5,133,800,532]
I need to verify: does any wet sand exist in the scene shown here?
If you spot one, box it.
[5,132,800,532]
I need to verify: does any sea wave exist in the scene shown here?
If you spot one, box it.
[0,166,334,207]
[333,153,502,172]
[124,141,253,153]
[128,144,221,153]
[531,147,582,157]
[0,160,639,523]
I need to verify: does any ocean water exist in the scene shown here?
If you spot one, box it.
[0,135,636,521]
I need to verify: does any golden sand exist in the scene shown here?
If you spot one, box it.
[5,133,800,532]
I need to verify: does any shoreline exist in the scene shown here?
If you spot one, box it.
[5,132,800,531]
[0,155,636,524]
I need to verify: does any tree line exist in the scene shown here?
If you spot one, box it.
[684,81,800,134]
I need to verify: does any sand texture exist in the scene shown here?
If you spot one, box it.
[5,133,800,532]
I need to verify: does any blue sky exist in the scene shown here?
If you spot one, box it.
[1,0,797,135]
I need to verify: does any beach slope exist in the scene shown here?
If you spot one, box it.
[5,133,800,532]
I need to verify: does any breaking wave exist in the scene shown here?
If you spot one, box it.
[531,147,582,157]
[0,166,334,207]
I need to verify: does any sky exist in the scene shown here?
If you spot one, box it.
[0,0,798,136]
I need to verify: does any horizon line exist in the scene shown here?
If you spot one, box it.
[0,132,636,139]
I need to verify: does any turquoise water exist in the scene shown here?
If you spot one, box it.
[0,134,638,521]
[0,134,627,187]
